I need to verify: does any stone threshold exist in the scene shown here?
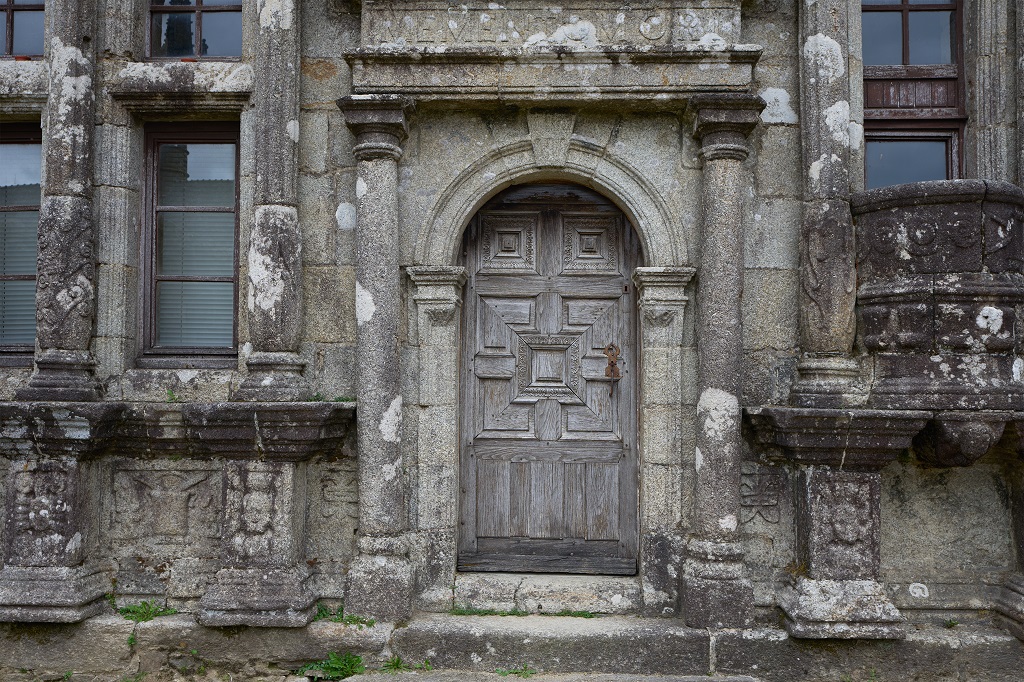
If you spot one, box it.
[2,613,1023,681]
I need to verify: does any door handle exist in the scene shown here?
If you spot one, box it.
[603,343,621,396]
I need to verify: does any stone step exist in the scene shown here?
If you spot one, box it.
[1,613,1023,682]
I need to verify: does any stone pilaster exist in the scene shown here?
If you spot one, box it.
[791,0,861,406]
[633,266,695,616]
[0,403,124,622]
[407,266,467,611]
[338,95,415,622]
[682,94,763,628]
[198,459,314,626]
[234,0,308,401]
[17,0,101,401]
[996,418,1024,640]
[747,407,930,639]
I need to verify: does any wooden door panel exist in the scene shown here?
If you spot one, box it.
[460,183,638,574]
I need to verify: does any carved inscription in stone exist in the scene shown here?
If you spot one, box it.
[740,464,783,524]
[112,465,220,554]
[362,2,741,49]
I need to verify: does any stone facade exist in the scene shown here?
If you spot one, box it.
[0,0,1023,678]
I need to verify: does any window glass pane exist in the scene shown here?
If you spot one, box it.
[863,0,902,4]
[150,1,198,6]
[200,11,243,57]
[866,140,948,189]
[1,23,6,56]
[909,11,954,64]
[157,212,234,276]
[151,12,197,57]
[0,280,36,345]
[12,11,45,56]
[0,211,38,274]
[156,281,233,347]
[158,143,236,206]
[202,1,242,5]
[0,143,41,205]
[862,12,903,65]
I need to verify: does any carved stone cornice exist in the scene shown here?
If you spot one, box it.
[746,406,931,470]
[338,94,412,161]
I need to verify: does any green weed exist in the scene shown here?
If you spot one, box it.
[312,601,376,628]
[117,600,178,623]
[296,652,365,680]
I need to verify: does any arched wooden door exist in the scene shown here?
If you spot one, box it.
[458,183,640,574]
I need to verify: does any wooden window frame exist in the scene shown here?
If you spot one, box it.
[147,0,243,61]
[862,0,964,186]
[139,122,239,368]
[863,123,963,186]
[0,122,41,365]
[1,0,46,59]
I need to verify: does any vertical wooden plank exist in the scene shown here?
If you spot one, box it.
[586,462,619,540]
[529,460,563,538]
[509,461,531,537]
[564,462,587,538]
[535,398,561,441]
[477,460,510,538]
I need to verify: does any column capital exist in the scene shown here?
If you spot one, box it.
[686,93,765,156]
[338,94,413,161]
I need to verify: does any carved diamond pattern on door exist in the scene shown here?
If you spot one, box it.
[459,183,639,574]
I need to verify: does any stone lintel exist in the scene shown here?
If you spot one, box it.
[779,578,904,640]
[746,406,931,470]
[106,62,255,110]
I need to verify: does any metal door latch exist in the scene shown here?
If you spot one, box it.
[603,343,621,396]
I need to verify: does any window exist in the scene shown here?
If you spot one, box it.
[149,1,242,59]
[862,0,963,189]
[2,0,45,58]
[143,124,238,358]
[0,123,40,356]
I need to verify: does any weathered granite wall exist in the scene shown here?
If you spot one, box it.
[0,0,1021,670]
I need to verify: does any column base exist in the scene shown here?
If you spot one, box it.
[996,573,1024,641]
[681,539,753,628]
[779,577,905,639]
[790,355,865,408]
[344,552,415,623]
[198,566,315,627]
[0,564,108,623]
[233,351,311,402]
[15,349,102,402]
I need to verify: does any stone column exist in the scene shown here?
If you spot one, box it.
[633,267,696,617]
[17,0,101,401]
[337,95,415,622]
[682,94,763,628]
[234,0,309,400]
[407,266,466,611]
[199,459,314,626]
[791,0,861,406]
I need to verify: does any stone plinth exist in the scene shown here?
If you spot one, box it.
[747,406,930,639]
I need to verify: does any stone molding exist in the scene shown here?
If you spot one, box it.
[348,47,761,103]
[338,95,413,161]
